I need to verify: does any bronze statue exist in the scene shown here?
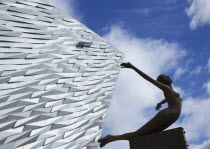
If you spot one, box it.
[98,62,182,148]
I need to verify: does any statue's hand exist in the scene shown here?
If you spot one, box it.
[121,62,133,69]
[155,103,162,111]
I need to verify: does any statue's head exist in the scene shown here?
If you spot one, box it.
[156,74,172,86]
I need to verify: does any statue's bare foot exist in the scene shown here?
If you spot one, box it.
[98,134,113,143]
[99,139,112,148]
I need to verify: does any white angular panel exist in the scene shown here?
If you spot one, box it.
[0,0,124,148]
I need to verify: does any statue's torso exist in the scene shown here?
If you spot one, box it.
[163,90,182,118]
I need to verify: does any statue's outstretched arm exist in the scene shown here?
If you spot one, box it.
[155,99,167,110]
[130,64,170,91]
[159,99,167,104]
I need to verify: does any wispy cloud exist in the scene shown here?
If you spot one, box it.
[186,0,210,29]
[179,97,210,142]
[174,67,187,80]
[204,82,210,95]
[116,5,181,16]
[190,65,203,75]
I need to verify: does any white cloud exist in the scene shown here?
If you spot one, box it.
[51,0,82,21]
[186,0,210,29]
[179,97,210,142]
[103,26,186,74]
[204,82,210,94]
[101,25,186,149]
[190,65,203,75]
[174,67,187,80]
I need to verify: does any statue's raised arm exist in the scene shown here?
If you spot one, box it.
[121,62,172,92]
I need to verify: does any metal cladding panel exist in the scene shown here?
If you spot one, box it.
[0,0,124,148]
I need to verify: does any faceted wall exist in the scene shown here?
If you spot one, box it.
[0,0,124,148]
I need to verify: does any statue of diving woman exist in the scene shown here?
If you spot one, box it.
[98,62,182,148]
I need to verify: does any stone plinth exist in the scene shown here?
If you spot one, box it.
[129,127,188,149]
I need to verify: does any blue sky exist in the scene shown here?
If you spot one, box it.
[52,0,210,148]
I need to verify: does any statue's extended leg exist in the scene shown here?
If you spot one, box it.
[99,108,178,148]
[98,132,135,143]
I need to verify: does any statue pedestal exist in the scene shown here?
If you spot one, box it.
[129,127,188,149]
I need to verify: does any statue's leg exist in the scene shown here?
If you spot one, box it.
[99,109,176,147]
[99,131,136,143]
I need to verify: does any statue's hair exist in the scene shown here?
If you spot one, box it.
[156,74,172,85]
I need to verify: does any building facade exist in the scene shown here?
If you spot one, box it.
[0,0,124,148]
